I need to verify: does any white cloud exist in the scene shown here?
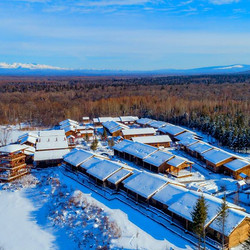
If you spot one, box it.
[209,0,240,5]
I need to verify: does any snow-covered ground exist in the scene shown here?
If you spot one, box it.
[0,168,196,250]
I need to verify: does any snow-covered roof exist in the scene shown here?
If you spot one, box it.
[36,130,68,151]
[202,149,234,165]
[87,160,122,181]
[79,130,94,134]
[136,118,154,125]
[17,132,38,141]
[123,142,158,159]
[34,149,70,161]
[175,131,196,141]
[166,156,191,168]
[59,119,78,126]
[168,191,219,226]
[209,208,249,236]
[123,171,168,199]
[112,139,134,152]
[38,130,66,137]
[102,121,128,134]
[224,159,250,172]
[122,128,156,136]
[20,135,37,145]
[148,120,167,129]
[98,117,114,123]
[143,150,174,167]
[178,137,199,147]
[23,145,36,155]
[107,168,132,185]
[132,135,171,144]
[82,116,90,120]
[63,149,93,167]
[188,142,214,154]
[119,116,139,122]
[152,183,188,206]
[0,144,28,153]
[79,157,103,171]
[158,124,186,136]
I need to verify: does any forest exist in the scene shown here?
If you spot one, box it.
[0,74,249,151]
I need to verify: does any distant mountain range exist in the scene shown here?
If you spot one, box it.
[0,62,250,76]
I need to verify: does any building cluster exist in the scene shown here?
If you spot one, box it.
[63,148,250,249]
[135,117,250,181]
[113,140,193,176]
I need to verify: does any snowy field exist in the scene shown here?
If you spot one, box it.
[0,168,197,250]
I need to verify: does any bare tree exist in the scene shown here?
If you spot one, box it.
[0,126,12,146]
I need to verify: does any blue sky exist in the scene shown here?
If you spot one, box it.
[0,0,250,70]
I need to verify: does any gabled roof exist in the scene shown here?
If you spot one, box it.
[86,160,122,181]
[59,119,79,126]
[0,144,28,153]
[166,156,192,168]
[36,130,69,151]
[132,135,171,144]
[175,131,196,141]
[136,118,154,125]
[123,171,168,199]
[112,139,134,152]
[123,142,158,159]
[79,157,103,171]
[202,149,234,165]
[34,149,70,161]
[143,150,174,167]
[122,128,156,136]
[152,183,188,207]
[119,116,138,122]
[188,141,214,154]
[178,137,199,147]
[224,159,250,172]
[107,168,132,185]
[63,149,93,167]
[149,120,167,129]
[20,135,37,145]
[209,208,249,236]
[158,124,186,136]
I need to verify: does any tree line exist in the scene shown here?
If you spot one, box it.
[0,75,249,151]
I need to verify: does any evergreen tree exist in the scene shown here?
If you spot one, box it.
[191,194,208,249]
[216,194,229,249]
[85,133,89,143]
[90,137,98,151]
[102,128,107,141]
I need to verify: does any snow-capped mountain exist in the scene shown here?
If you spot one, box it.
[0,62,250,76]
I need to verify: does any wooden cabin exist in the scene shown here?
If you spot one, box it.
[86,160,122,187]
[136,118,154,127]
[224,159,250,180]
[63,148,94,171]
[122,142,158,167]
[106,168,133,190]
[187,141,214,160]
[119,116,138,125]
[123,171,167,203]
[143,150,174,173]
[0,144,30,182]
[202,149,236,173]
[165,156,193,176]
[112,139,134,158]
[132,135,172,148]
[158,124,187,141]
[34,130,70,167]
[82,116,91,124]
[122,128,156,140]
[102,121,129,137]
